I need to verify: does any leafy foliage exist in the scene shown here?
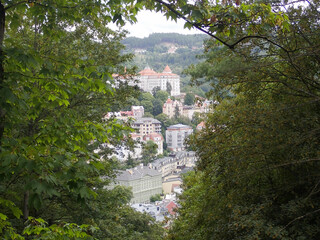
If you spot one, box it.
[166,0,320,239]
[0,0,163,239]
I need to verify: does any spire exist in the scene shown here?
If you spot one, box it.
[163,65,172,73]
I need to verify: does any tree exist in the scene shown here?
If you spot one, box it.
[142,141,158,164]
[141,100,154,114]
[174,104,180,118]
[166,81,172,95]
[143,112,154,118]
[155,90,169,103]
[152,86,161,96]
[126,154,136,168]
[0,0,154,238]
[139,92,155,102]
[168,1,320,239]
[184,93,195,106]
[150,194,162,203]
[152,99,163,116]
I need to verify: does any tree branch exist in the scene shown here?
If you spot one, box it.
[152,0,231,48]
[153,0,290,52]
[4,1,27,10]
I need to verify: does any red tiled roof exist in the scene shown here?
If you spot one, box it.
[139,68,158,76]
[166,201,177,215]
[138,65,178,77]
[143,132,164,141]
[163,65,172,73]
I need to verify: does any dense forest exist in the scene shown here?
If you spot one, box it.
[1,0,320,239]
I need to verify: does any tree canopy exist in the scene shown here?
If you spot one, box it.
[167,0,320,239]
[0,1,163,238]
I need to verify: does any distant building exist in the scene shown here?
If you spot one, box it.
[152,151,197,177]
[162,98,183,118]
[166,124,193,152]
[136,65,180,96]
[132,106,144,119]
[143,133,164,155]
[163,98,212,120]
[114,165,162,203]
[104,106,144,121]
[132,117,161,135]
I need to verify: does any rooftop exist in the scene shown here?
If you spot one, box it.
[134,117,161,124]
[116,165,161,181]
[167,124,192,130]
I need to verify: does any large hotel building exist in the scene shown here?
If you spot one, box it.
[136,65,180,96]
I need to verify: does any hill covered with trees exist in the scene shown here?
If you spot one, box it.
[122,33,211,97]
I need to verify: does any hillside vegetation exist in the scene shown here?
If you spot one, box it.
[122,33,211,97]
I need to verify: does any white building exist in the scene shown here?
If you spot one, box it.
[114,165,162,203]
[132,117,161,135]
[166,124,193,152]
[136,65,180,96]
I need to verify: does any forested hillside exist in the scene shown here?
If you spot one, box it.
[122,33,211,97]
[122,33,206,50]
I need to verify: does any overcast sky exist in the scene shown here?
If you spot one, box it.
[122,10,202,38]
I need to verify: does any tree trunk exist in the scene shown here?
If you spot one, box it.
[0,1,5,147]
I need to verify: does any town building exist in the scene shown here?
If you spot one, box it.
[132,106,144,119]
[166,124,193,152]
[104,106,144,121]
[143,133,164,155]
[132,117,161,135]
[114,164,162,203]
[162,98,183,118]
[152,151,197,177]
[162,98,212,120]
[136,65,180,96]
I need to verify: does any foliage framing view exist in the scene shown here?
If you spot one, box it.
[0,1,163,239]
[0,0,319,239]
[153,0,320,239]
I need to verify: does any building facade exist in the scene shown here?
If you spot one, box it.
[132,118,161,135]
[152,151,197,177]
[132,106,144,119]
[163,98,212,120]
[137,65,180,96]
[166,124,193,152]
[162,98,183,118]
[114,165,162,203]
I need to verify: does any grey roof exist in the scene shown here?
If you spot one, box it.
[152,157,174,168]
[174,151,196,158]
[163,177,182,183]
[116,166,161,181]
[134,117,161,124]
[167,124,192,130]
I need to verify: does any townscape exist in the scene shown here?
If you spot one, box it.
[103,65,207,223]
